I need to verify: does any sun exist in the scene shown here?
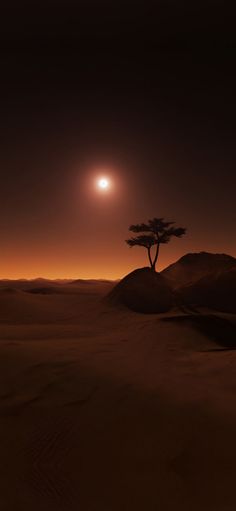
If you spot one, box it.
[97,177,110,190]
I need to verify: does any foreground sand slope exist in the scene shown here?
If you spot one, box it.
[0,281,236,511]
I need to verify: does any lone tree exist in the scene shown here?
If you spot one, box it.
[126,218,186,271]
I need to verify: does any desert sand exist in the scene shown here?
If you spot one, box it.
[0,274,236,511]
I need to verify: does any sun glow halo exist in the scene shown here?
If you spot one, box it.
[97,177,110,190]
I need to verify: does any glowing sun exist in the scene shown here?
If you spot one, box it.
[97,177,110,190]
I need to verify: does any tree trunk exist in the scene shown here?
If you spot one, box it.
[147,247,153,268]
[152,243,160,271]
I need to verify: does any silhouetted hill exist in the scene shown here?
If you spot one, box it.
[162,252,236,289]
[107,267,173,313]
[178,267,236,313]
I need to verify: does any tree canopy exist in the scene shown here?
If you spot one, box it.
[126,217,186,271]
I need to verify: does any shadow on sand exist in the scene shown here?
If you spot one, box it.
[162,313,236,351]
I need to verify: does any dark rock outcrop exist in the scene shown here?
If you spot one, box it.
[107,267,173,313]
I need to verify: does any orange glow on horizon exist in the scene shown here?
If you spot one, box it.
[0,249,180,280]
[1,241,234,280]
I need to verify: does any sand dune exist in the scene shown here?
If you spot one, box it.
[0,276,236,510]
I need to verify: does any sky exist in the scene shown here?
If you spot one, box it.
[0,1,235,279]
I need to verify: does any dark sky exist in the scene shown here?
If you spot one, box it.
[0,1,235,278]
